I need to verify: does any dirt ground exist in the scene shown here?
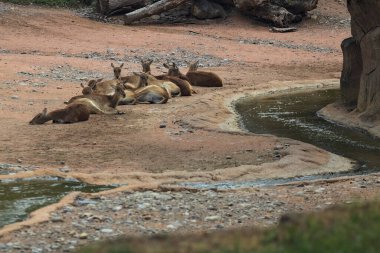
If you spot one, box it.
[2,0,378,251]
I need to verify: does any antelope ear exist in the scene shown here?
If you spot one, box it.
[42,108,48,115]
[171,62,177,68]
[133,72,141,76]
[111,63,115,68]
[97,78,103,82]
[163,63,169,69]
[120,63,124,68]
[148,59,153,64]
[80,83,84,88]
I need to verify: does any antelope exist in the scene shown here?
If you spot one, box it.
[29,104,90,125]
[142,59,194,96]
[133,72,170,104]
[186,61,223,87]
[165,62,223,87]
[112,61,181,97]
[66,84,127,114]
[77,79,136,105]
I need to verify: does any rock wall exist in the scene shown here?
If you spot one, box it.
[341,0,380,122]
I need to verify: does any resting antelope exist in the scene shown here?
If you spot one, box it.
[66,84,127,114]
[141,59,194,96]
[132,72,170,104]
[76,79,136,105]
[111,62,181,97]
[29,104,90,125]
[165,62,223,87]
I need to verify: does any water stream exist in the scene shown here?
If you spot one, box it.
[181,89,380,190]
[0,176,114,228]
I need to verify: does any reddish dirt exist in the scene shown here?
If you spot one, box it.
[0,0,350,180]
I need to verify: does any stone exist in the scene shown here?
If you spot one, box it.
[100,228,113,233]
[79,233,88,239]
[112,205,123,211]
[50,215,64,222]
[204,215,221,221]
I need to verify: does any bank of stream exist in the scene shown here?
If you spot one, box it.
[182,88,380,190]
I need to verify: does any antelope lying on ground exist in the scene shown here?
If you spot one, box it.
[77,79,136,105]
[186,61,223,87]
[29,104,90,125]
[66,84,127,114]
[141,59,194,96]
[133,72,170,104]
[112,61,181,97]
[164,62,223,87]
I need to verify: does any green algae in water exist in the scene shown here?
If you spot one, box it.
[234,89,380,171]
[0,177,114,228]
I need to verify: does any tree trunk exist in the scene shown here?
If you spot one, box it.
[346,0,380,122]
[124,0,191,24]
[340,37,362,107]
[97,0,145,15]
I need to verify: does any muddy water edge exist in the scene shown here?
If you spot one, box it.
[234,89,380,173]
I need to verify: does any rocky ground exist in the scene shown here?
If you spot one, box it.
[2,173,380,252]
[1,0,379,252]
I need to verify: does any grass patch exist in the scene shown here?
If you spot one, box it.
[76,201,380,253]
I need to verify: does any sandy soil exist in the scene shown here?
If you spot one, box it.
[1,0,378,251]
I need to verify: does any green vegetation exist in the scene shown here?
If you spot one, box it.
[77,201,380,253]
[1,0,90,8]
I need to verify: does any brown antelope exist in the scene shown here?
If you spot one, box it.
[29,104,90,125]
[142,59,194,96]
[112,61,181,97]
[77,79,136,105]
[66,84,127,114]
[164,62,223,87]
[186,61,223,87]
[133,72,170,104]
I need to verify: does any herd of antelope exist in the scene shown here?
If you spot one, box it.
[29,59,223,125]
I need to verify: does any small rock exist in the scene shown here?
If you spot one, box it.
[159,123,166,128]
[112,205,123,212]
[100,228,113,233]
[59,166,70,173]
[204,215,221,221]
[311,14,318,20]
[79,233,88,239]
[151,15,160,20]
[16,158,22,163]
[50,215,64,222]
[31,247,43,253]
[225,156,232,160]
[314,187,326,193]
[57,86,63,89]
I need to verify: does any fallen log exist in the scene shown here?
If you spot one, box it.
[124,0,191,24]
[97,0,145,16]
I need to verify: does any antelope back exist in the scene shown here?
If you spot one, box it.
[186,71,223,87]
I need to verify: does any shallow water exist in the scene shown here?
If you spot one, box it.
[0,177,113,228]
[234,89,380,171]
[181,89,380,190]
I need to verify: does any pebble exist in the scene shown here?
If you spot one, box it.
[100,228,113,233]
[314,187,326,193]
[50,215,64,222]
[112,205,123,212]
[204,215,221,221]
[79,233,88,239]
